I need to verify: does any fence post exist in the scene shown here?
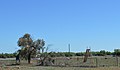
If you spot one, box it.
[96,58,98,67]
[117,57,119,67]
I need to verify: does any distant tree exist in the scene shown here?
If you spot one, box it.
[114,49,120,56]
[64,52,75,57]
[57,52,65,57]
[48,52,56,57]
[94,51,101,56]
[76,52,84,56]
[106,51,112,55]
[100,50,106,56]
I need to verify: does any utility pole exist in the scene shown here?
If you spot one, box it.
[68,44,70,56]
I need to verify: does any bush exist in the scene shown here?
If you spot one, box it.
[0,53,16,58]
[75,52,84,56]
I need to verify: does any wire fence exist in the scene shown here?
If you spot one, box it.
[0,57,120,67]
[54,57,120,67]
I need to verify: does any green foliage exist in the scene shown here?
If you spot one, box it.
[100,50,106,56]
[0,53,16,58]
[18,33,33,47]
[75,52,84,56]
[91,50,112,56]
[106,51,112,55]
[0,50,116,58]
[43,51,115,57]
[91,50,105,56]
[17,33,45,63]
[48,52,57,57]
[113,49,120,56]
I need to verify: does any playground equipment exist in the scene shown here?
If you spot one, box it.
[83,49,91,62]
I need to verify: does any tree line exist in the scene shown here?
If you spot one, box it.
[1,33,120,62]
[0,53,16,58]
[0,49,120,58]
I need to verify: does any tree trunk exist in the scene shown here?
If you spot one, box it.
[28,53,31,64]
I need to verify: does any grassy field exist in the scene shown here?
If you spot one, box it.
[0,57,120,70]
[1,66,120,70]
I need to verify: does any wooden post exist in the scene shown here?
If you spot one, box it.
[96,58,98,67]
[116,56,119,67]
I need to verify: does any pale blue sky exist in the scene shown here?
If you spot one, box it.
[0,0,120,53]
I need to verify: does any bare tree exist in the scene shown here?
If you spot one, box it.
[33,39,45,53]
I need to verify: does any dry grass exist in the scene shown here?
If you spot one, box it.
[0,57,120,70]
[1,66,120,70]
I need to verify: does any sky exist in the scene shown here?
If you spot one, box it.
[0,0,120,53]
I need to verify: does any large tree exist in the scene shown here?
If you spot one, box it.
[18,33,45,64]
[18,33,34,63]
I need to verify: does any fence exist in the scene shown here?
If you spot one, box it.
[96,57,119,67]
[0,57,120,67]
[53,56,120,67]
